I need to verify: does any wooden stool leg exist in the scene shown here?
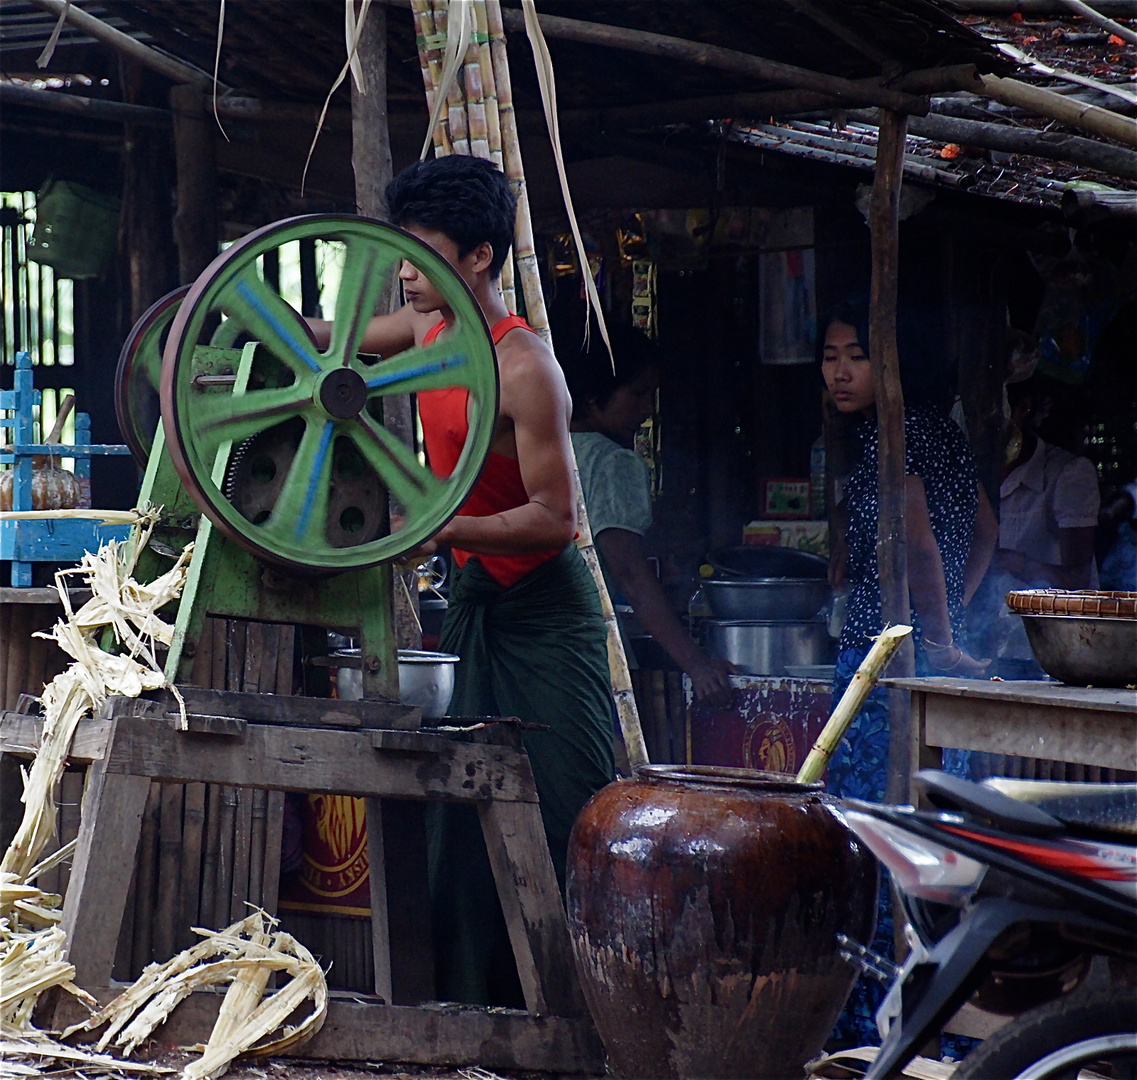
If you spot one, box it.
[478,800,585,1018]
[369,799,434,1005]
[60,755,152,987]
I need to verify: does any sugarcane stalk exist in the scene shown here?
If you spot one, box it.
[431,1,471,154]
[472,0,515,310]
[796,624,912,784]
[411,0,452,156]
[486,0,545,327]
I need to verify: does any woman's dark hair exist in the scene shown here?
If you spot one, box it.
[820,293,952,412]
[384,156,517,278]
[560,321,660,418]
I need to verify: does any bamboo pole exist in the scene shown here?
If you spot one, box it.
[431,1,471,155]
[796,625,912,784]
[488,0,646,767]
[976,74,1137,148]
[411,1,453,157]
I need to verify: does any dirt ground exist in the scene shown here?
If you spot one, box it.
[135,1047,598,1080]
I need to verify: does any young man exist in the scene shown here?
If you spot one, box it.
[319,155,615,1005]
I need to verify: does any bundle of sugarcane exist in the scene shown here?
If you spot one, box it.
[61,909,327,1080]
[409,0,647,766]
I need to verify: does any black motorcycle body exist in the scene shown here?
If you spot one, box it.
[840,770,1137,1080]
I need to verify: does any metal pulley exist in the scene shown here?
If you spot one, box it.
[115,214,499,574]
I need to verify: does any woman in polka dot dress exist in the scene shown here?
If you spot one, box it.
[820,297,996,1048]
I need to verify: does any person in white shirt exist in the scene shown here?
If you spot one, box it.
[995,375,1099,591]
[974,374,1100,671]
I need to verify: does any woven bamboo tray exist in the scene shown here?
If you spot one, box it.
[1006,589,1137,619]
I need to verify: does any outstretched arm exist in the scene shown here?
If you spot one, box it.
[963,482,998,605]
[596,528,734,706]
[907,476,988,676]
[306,303,420,357]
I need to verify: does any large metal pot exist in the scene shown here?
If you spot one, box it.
[333,648,458,716]
[1021,615,1137,687]
[704,546,828,580]
[706,619,833,676]
[703,578,830,622]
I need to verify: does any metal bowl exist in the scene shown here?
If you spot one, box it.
[333,648,459,716]
[1020,614,1137,687]
[702,577,830,622]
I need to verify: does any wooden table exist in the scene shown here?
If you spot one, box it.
[885,677,1137,773]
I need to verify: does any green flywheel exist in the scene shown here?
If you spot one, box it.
[160,214,499,573]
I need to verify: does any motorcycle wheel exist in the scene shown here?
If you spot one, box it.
[953,987,1137,1079]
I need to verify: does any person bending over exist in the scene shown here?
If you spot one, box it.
[563,321,733,708]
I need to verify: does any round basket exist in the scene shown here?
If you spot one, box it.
[1006,589,1137,620]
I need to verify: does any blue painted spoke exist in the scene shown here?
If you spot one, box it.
[260,418,335,546]
[224,271,323,374]
[362,339,475,397]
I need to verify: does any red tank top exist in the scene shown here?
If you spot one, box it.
[418,314,563,588]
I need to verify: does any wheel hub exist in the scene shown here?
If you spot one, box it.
[317,367,369,420]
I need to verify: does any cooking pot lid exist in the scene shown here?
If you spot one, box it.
[704,545,828,581]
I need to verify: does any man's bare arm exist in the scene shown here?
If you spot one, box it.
[306,303,420,356]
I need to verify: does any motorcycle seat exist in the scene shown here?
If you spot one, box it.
[916,770,1064,836]
[981,778,1137,840]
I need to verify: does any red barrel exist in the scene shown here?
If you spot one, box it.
[566,764,877,1079]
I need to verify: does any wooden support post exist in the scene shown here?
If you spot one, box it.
[868,108,915,806]
[170,84,218,285]
[60,749,152,987]
[122,63,175,324]
[350,3,420,652]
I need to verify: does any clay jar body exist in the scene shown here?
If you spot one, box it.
[566,765,878,1079]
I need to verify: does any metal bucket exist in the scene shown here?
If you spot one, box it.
[333,648,458,717]
[705,619,832,676]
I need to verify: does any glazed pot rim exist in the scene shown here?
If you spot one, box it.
[633,763,823,793]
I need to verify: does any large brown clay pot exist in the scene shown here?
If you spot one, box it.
[566,764,878,1079]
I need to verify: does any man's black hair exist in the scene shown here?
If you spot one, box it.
[560,320,660,419]
[384,156,517,278]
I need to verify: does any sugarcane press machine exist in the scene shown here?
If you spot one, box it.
[2,217,599,1072]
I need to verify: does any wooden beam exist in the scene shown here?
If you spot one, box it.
[27,0,219,88]
[976,74,1137,147]
[121,60,176,323]
[868,109,915,806]
[348,3,418,657]
[493,6,930,115]
[1055,0,1137,47]
[0,82,358,130]
[942,0,1137,11]
[0,82,170,126]
[847,107,1137,179]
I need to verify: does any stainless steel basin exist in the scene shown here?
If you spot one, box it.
[1021,614,1137,687]
[333,648,459,716]
[705,619,833,676]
